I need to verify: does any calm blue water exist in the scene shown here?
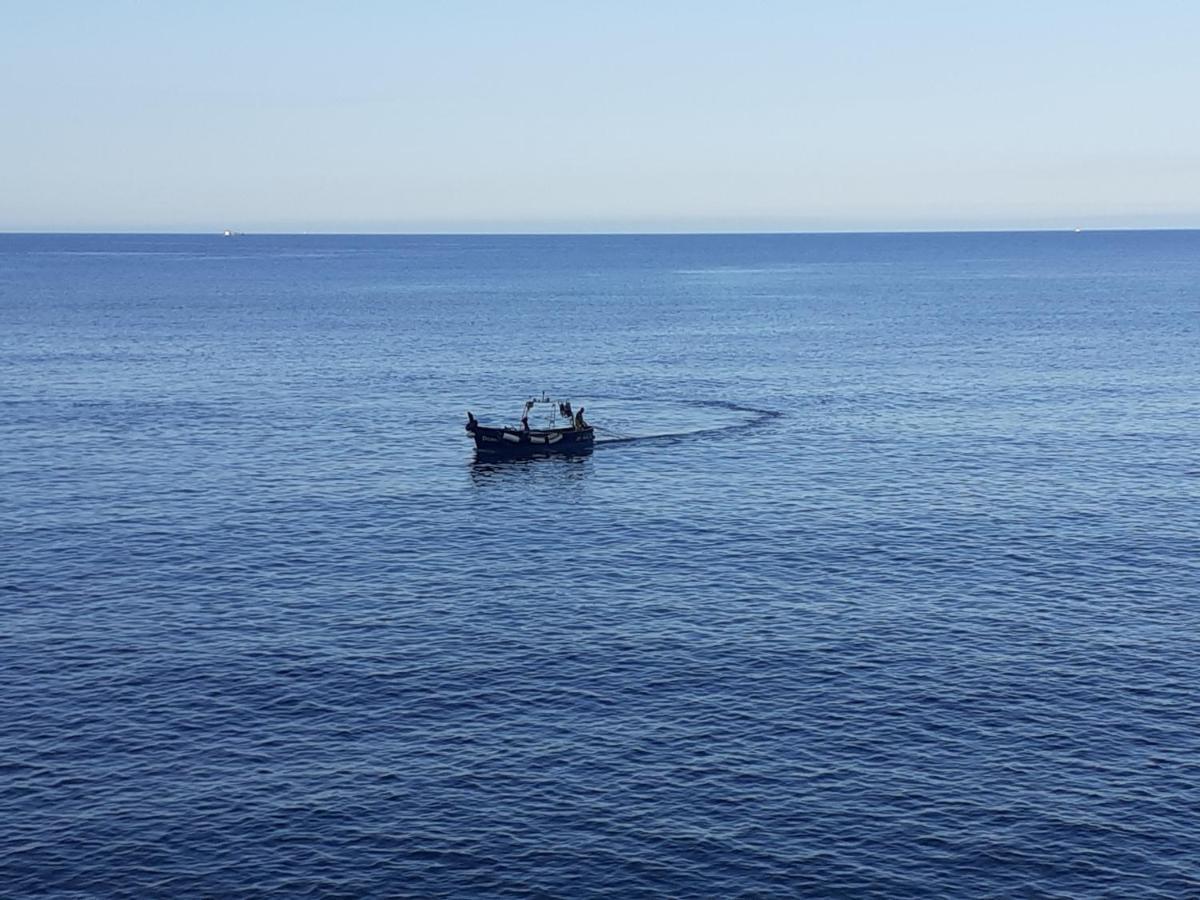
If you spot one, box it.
[3,232,1199,897]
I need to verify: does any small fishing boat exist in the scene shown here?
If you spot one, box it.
[466,393,595,456]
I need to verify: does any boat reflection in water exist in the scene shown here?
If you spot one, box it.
[468,447,592,491]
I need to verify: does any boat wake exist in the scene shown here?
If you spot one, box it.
[590,398,782,447]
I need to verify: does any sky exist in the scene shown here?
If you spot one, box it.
[2,1,1198,233]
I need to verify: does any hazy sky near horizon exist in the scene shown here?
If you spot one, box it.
[3,1,1198,232]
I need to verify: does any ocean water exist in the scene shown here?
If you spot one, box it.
[2,231,1198,897]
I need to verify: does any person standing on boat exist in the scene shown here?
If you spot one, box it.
[573,407,587,430]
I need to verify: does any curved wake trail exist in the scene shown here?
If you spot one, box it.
[591,398,782,447]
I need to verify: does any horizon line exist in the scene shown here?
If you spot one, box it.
[3,226,1199,238]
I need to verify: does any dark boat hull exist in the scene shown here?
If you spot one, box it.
[469,423,595,456]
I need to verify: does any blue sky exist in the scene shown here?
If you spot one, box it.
[2,1,1197,232]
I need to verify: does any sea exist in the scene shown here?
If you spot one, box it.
[2,231,1198,898]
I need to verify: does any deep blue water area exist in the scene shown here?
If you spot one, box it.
[3,231,1199,897]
